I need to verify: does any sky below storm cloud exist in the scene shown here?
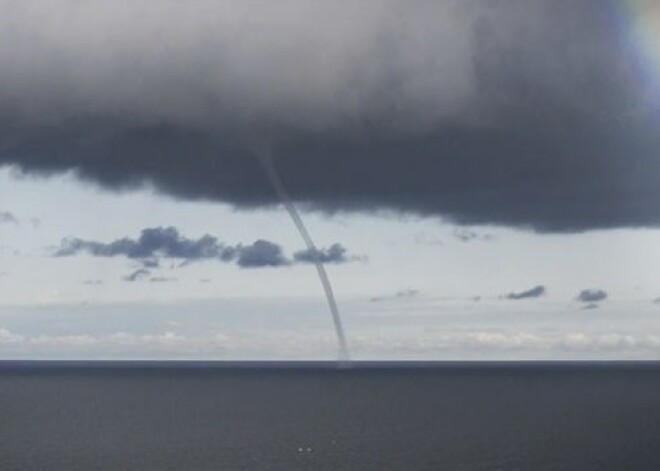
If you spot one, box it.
[0,0,659,232]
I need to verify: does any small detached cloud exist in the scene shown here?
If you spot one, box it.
[293,243,354,264]
[54,226,356,270]
[123,269,150,282]
[0,211,18,225]
[149,276,177,283]
[395,288,419,299]
[413,232,444,246]
[505,285,546,300]
[576,289,608,303]
[653,297,660,305]
[83,279,103,285]
[371,288,420,303]
[453,228,495,243]
[582,303,600,310]
[236,240,288,268]
[141,258,160,269]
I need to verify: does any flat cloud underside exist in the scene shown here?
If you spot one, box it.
[7,124,660,232]
[1,1,659,232]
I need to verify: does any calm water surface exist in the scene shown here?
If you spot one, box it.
[1,361,660,470]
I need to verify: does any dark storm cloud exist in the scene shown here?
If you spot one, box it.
[0,212,18,225]
[0,1,658,232]
[576,289,608,303]
[505,285,546,300]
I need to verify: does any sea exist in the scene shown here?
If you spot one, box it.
[1,361,660,470]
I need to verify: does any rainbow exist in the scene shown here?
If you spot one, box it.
[619,0,660,113]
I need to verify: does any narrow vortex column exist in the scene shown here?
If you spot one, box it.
[254,147,350,362]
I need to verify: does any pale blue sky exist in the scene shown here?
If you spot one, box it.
[1,168,660,360]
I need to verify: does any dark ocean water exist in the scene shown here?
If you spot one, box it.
[1,362,660,470]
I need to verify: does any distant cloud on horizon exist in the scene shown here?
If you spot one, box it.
[123,269,150,282]
[576,289,608,303]
[149,276,177,283]
[453,228,495,243]
[2,326,660,359]
[370,288,420,303]
[0,211,18,225]
[582,303,600,310]
[504,285,546,300]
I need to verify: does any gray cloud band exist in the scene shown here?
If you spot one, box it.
[55,226,353,269]
[1,1,658,231]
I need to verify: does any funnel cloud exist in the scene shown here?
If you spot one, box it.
[256,148,350,362]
